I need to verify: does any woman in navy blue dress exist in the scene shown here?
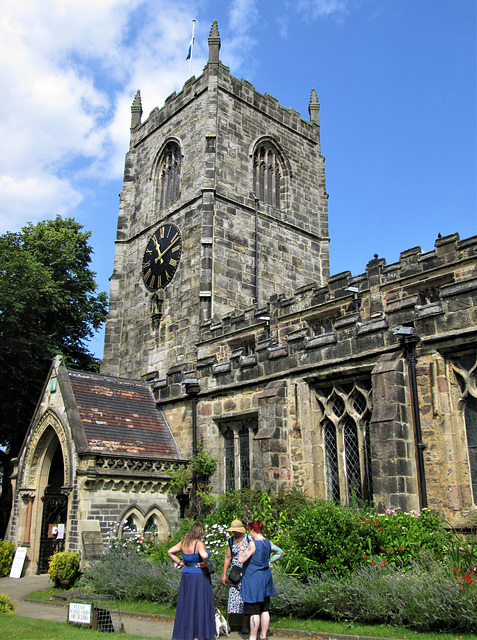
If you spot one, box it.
[237,520,283,640]
[168,523,216,640]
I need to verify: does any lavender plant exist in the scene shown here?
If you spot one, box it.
[270,562,477,633]
[81,553,182,602]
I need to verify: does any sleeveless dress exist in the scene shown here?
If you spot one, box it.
[227,534,250,614]
[172,541,216,640]
[240,538,275,604]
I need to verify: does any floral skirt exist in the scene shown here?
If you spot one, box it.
[227,584,244,614]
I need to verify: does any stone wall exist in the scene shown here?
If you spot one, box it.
[151,233,477,525]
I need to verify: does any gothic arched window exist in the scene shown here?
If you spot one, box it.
[316,381,373,505]
[451,356,477,506]
[220,418,258,491]
[253,141,284,209]
[465,396,477,502]
[156,141,181,210]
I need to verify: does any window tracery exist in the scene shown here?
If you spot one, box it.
[452,356,477,503]
[315,381,373,504]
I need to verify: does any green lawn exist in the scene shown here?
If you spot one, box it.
[26,588,477,640]
[0,614,164,640]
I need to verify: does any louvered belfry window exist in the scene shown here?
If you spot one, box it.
[316,381,373,505]
[157,141,181,210]
[253,143,282,209]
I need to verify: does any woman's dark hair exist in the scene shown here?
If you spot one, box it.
[248,520,263,533]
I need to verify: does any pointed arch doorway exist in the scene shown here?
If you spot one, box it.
[37,442,68,573]
[19,410,73,575]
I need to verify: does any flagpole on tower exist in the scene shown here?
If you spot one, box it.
[187,20,196,78]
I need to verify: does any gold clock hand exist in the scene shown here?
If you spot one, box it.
[152,235,161,254]
[154,235,180,264]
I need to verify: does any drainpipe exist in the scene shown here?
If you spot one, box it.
[252,193,260,304]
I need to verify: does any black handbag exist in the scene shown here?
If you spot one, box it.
[203,561,214,575]
[228,565,242,585]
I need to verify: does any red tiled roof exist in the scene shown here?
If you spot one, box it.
[67,369,180,458]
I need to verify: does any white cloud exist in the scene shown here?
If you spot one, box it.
[296,0,350,18]
[0,0,202,233]
[0,174,83,232]
[218,0,260,80]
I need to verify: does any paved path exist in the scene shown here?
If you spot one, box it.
[0,573,394,640]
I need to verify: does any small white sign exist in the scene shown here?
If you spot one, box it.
[9,547,28,578]
[56,524,65,540]
[68,602,92,625]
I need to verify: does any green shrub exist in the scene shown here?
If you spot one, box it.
[290,500,366,574]
[205,487,310,540]
[0,593,16,614]
[358,507,452,563]
[0,540,15,578]
[48,551,80,589]
[285,502,453,577]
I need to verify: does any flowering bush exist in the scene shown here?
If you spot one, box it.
[358,507,451,568]
[104,522,158,557]
[203,523,229,563]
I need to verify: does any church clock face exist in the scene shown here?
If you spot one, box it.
[142,223,182,291]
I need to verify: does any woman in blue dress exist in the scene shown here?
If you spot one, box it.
[237,520,283,640]
[168,523,216,640]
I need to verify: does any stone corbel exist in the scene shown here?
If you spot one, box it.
[151,289,166,325]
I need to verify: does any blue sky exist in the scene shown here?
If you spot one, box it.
[0,0,475,358]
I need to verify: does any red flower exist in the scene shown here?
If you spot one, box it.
[391,549,395,554]
[365,519,369,524]
[399,546,403,550]
[378,526,383,530]
[371,561,375,566]
[381,546,385,551]
[363,553,367,558]
[453,567,458,573]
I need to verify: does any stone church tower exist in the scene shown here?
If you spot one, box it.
[101,21,329,381]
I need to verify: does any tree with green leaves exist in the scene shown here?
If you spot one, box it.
[0,216,108,537]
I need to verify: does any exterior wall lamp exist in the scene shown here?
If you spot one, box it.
[258,316,271,340]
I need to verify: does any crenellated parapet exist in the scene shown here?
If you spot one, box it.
[129,28,320,154]
[150,232,477,402]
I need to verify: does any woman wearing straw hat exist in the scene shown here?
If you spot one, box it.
[221,519,251,634]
